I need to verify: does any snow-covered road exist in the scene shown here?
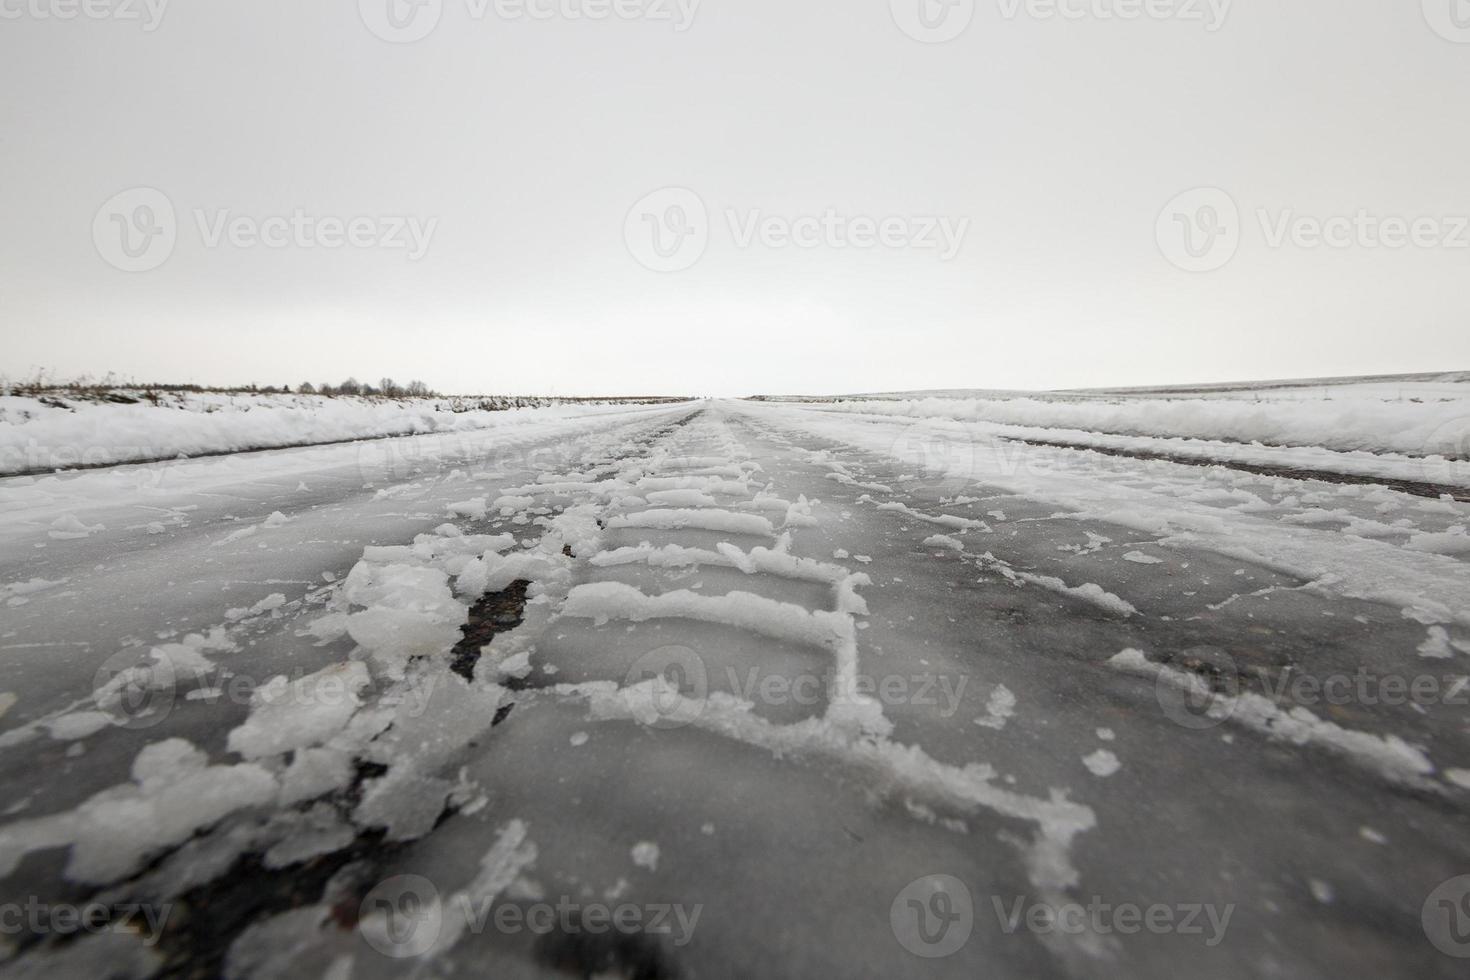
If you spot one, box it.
[1,401,1468,978]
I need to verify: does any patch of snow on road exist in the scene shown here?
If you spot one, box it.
[608,509,775,537]
[447,498,489,520]
[975,684,1017,730]
[49,514,104,540]
[2,577,64,605]
[1082,750,1121,778]
[631,841,661,871]
[1418,627,1459,659]
[226,662,372,760]
[0,739,277,884]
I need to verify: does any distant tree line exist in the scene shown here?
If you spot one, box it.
[298,378,436,398]
[6,372,691,408]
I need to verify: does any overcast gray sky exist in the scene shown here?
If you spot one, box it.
[2,0,1468,397]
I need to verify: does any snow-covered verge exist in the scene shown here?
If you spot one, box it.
[0,390,693,476]
[0,410,692,974]
[731,402,1470,629]
[778,405,1470,492]
[774,378,1470,462]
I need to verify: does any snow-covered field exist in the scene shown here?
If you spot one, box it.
[768,375,1470,492]
[0,390,678,477]
[0,395,1467,978]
